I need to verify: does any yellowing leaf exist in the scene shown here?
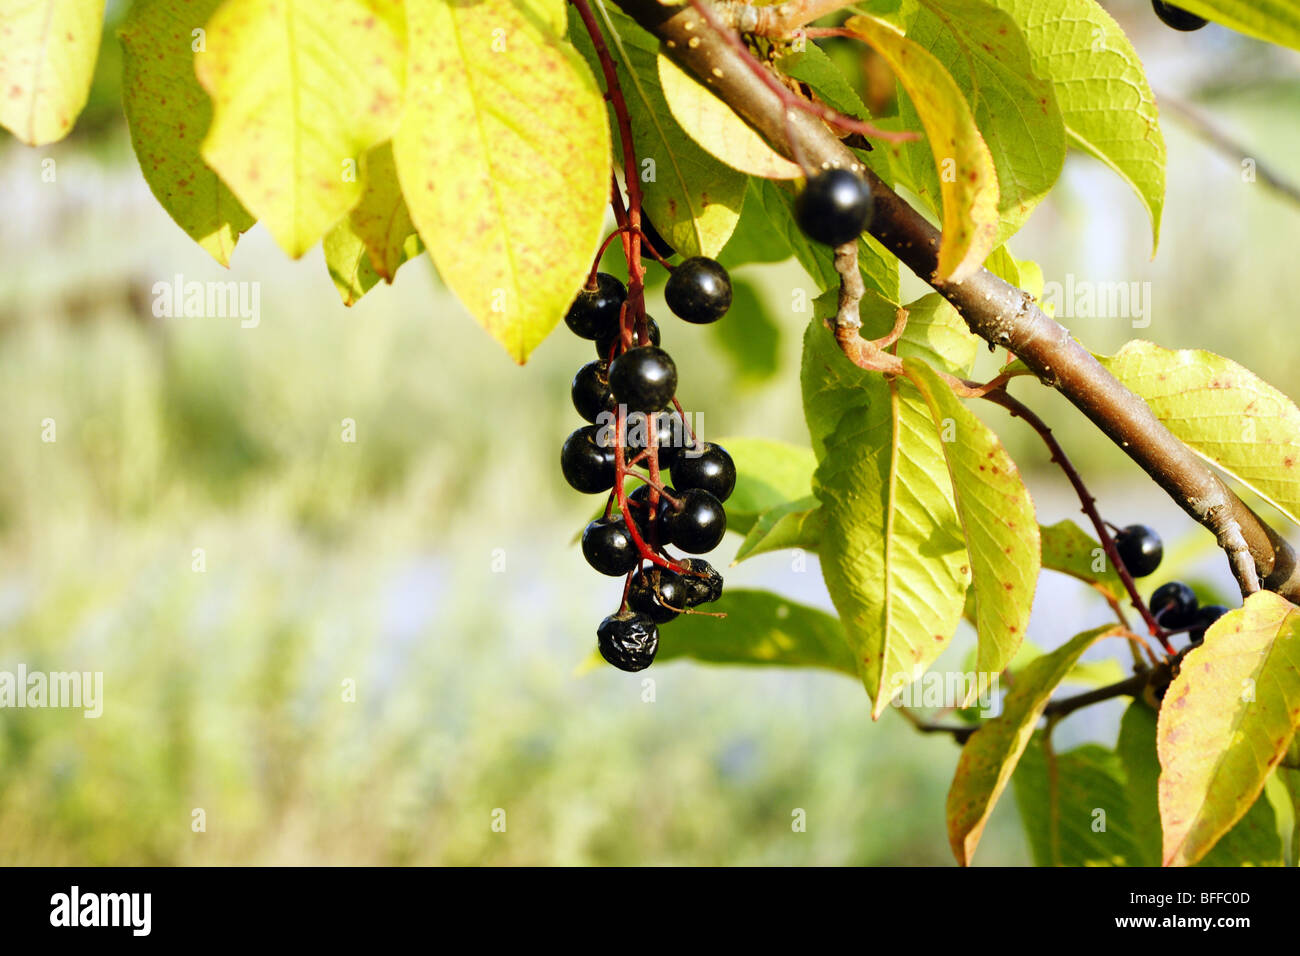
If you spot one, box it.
[1101,341,1300,527]
[809,357,971,717]
[196,0,406,258]
[1158,591,1300,867]
[905,359,1038,681]
[657,52,801,180]
[397,0,609,362]
[343,141,420,283]
[903,0,1066,243]
[121,0,254,266]
[1173,1,1300,51]
[0,0,104,145]
[946,625,1117,866]
[844,14,999,282]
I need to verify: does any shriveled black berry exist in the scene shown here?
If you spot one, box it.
[679,558,723,607]
[664,257,732,324]
[1188,604,1229,645]
[564,273,626,340]
[671,442,736,502]
[571,360,615,424]
[628,567,687,623]
[627,410,686,470]
[1151,581,1198,628]
[640,214,675,260]
[664,488,727,554]
[1114,524,1163,578]
[1152,1,1208,31]
[560,424,615,493]
[595,316,660,361]
[581,517,640,576]
[597,610,659,672]
[795,168,874,247]
[609,346,677,413]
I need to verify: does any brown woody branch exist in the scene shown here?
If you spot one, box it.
[610,0,1300,602]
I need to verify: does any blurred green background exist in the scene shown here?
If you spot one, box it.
[0,1,1297,865]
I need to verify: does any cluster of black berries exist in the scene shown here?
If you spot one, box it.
[561,255,737,673]
[1152,1,1208,31]
[1112,524,1229,645]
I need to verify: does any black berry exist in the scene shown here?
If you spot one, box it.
[1188,604,1229,644]
[560,425,615,493]
[795,168,874,247]
[595,316,660,361]
[640,214,675,260]
[564,273,626,340]
[1152,1,1208,31]
[609,346,677,413]
[1151,581,1198,628]
[679,558,723,607]
[627,410,686,470]
[671,442,736,502]
[597,610,659,672]
[571,360,615,424]
[664,488,727,554]
[627,482,673,532]
[664,257,732,324]
[581,517,640,576]
[628,567,687,623]
[1114,524,1163,578]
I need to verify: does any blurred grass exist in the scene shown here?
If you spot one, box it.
[1,8,1298,865]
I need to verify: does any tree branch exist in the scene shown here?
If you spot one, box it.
[611,0,1300,601]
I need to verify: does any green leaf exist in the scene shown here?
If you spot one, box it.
[708,436,816,534]
[901,0,1066,243]
[323,222,383,306]
[905,359,1038,680]
[716,180,799,269]
[806,325,970,716]
[895,293,979,377]
[120,0,254,266]
[1013,735,1144,866]
[395,0,609,363]
[844,14,999,282]
[733,496,823,563]
[570,2,744,257]
[0,0,104,145]
[1158,590,1300,866]
[1040,519,1126,603]
[1170,1,1300,51]
[1120,700,1284,867]
[777,42,872,121]
[655,589,857,675]
[342,141,421,283]
[657,52,801,179]
[1101,341,1300,527]
[988,0,1165,250]
[197,0,406,258]
[946,624,1117,866]
[986,245,1044,300]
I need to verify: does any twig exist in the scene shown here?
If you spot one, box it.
[612,0,1300,603]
